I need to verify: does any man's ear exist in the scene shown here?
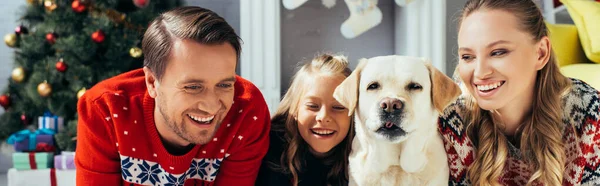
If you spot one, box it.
[426,63,461,113]
[143,67,159,98]
[536,36,551,70]
[334,58,368,116]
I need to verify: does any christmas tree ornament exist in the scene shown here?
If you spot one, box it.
[46,32,57,44]
[26,0,37,5]
[71,0,87,13]
[11,67,26,83]
[129,47,142,58]
[0,94,10,109]
[44,0,58,12]
[77,87,86,99]
[283,0,309,10]
[91,30,105,43]
[340,0,382,39]
[4,33,17,47]
[21,114,29,125]
[15,25,28,35]
[56,58,67,72]
[133,0,150,8]
[38,81,52,97]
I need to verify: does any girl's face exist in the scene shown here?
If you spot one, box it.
[296,75,351,156]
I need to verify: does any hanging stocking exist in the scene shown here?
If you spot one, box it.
[340,0,382,39]
[395,0,415,7]
[322,0,336,8]
[283,0,309,10]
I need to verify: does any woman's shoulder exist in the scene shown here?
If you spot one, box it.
[437,96,475,185]
[438,96,469,135]
[562,78,600,129]
[562,79,600,185]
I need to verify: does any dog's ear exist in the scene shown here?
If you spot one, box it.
[334,58,368,116]
[426,63,461,113]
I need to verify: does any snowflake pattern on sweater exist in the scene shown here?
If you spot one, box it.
[438,79,600,185]
[120,155,223,185]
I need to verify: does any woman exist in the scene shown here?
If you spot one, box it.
[439,0,600,185]
[256,54,354,186]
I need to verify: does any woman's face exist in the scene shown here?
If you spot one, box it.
[457,9,549,111]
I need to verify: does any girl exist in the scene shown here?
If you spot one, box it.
[256,54,354,186]
[439,0,600,185]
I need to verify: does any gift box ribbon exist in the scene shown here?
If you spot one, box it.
[6,129,56,151]
[28,152,37,169]
[41,112,59,131]
[50,168,57,186]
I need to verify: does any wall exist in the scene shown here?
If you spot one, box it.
[445,0,468,77]
[280,0,396,95]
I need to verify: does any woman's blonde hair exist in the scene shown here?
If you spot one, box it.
[270,53,354,186]
[457,0,571,185]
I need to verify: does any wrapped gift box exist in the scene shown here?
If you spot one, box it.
[7,168,75,186]
[54,152,75,170]
[38,112,64,133]
[12,152,53,170]
[7,129,56,152]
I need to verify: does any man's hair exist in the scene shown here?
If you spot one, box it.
[142,6,241,80]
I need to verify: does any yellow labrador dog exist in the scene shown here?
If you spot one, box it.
[334,55,460,185]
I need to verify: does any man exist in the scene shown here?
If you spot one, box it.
[75,6,270,186]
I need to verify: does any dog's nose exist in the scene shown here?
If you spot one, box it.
[380,98,403,113]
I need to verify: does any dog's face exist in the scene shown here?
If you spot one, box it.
[334,55,461,143]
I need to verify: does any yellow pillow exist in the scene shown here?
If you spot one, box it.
[546,23,588,66]
[560,63,600,90]
[562,0,600,63]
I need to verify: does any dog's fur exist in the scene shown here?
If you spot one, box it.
[334,55,461,185]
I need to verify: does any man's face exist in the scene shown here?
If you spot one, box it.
[145,39,236,146]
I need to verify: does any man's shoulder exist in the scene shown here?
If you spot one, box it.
[233,76,267,108]
[84,69,147,103]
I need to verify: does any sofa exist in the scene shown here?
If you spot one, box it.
[547,0,600,90]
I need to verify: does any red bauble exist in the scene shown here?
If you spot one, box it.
[21,114,29,125]
[56,60,67,72]
[46,32,57,44]
[0,94,10,110]
[71,0,87,13]
[15,25,28,35]
[133,0,149,8]
[91,30,105,43]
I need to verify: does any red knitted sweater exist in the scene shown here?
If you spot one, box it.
[75,69,270,186]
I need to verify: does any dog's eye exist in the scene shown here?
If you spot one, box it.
[408,83,422,90]
[367,82,380,90]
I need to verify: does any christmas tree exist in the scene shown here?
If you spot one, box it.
[0,0,181,151]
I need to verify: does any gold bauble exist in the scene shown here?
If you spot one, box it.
[37,81,52,97]
[44,0,57,12]
[4,33,17,47]
[77,87,86,99]
[11,67,25,83]
[129,47,142,58]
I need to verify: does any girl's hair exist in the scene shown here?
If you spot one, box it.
[270,54,354,186]
[458,0,571,185]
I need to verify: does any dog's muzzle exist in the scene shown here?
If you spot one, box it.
[375,98,406,139]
